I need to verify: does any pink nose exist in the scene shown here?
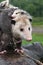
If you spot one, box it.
[26,38,32,41]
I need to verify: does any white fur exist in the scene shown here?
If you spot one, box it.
[6,0,9,6]
[6,0,18,9]
[0,0,9,7]
[11,9,32,21]
[11,18,32,41]
[11,8,32,21]
[0,1,6,6]
[0,0,18,9]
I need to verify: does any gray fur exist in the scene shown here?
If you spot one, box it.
[0,9,14,52]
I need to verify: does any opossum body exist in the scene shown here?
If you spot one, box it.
[12,11,32,53]
[0,10,15,54]
[0,0,32,54]
[0,9,32,54]
[0,9,24,54]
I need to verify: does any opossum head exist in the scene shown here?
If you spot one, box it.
[11,9,32,22]
[11,15,32,41]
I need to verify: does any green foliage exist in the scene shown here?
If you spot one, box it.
[0,0,43,17]
[32,17,43,26]
[10,0,43,17]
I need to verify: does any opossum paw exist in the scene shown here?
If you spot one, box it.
[15,48,24,54]
[0,50,6,55]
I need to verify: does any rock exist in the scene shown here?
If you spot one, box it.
[23,42,43,62]
[0,51,37,65]
[0,42,43,65]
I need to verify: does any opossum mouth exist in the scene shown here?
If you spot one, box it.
[11,20,16,25]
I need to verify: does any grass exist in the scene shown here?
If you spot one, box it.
[32,17,43,27]
[22,33,43,45]
[32,21,43,27]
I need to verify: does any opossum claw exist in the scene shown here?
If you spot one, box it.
[0,50,6,55]
[15,48,24,54]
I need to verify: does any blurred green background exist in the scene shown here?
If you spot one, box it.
[0,0,43,45]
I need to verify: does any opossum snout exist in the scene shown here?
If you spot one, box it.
[26,38,32,41]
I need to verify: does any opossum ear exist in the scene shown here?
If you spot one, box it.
[29,18,32,22]
[21,12,25,14]
[11,20,16,25]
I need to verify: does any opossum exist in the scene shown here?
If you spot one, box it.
[11,14,32,53]
[0,0,32,54]
[0,9,15,54]
[0,9,32,54]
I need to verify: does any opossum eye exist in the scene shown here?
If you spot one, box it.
[16,13,18,14]
[29,19,32,22]
[20,28,24,32]
[28,27,30,31]
[21,12,24,14]
[11,20,16,25]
